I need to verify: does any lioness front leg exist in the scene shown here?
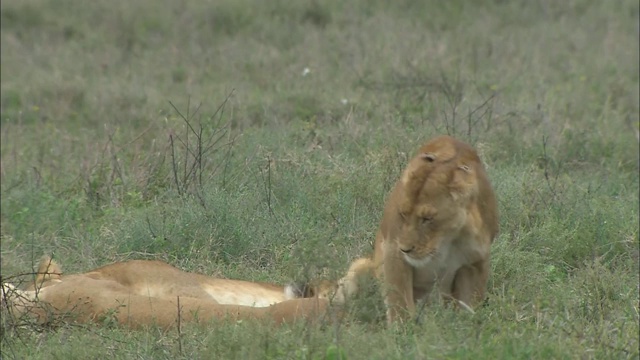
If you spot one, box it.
[450,259,489,310]
[382,253,415,324]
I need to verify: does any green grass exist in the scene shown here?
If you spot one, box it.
[1,0,638,358]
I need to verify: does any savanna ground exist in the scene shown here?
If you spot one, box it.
[1,0,639,359]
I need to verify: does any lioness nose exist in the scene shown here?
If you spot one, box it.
[400,246,414,254]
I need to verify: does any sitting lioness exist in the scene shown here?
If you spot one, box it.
[1,256,331,329]
[321,136,499,323]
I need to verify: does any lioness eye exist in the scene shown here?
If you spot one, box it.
[421,216,433,223]
[399,212,407,220]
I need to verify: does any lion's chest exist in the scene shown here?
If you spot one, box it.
[411,237,485,300]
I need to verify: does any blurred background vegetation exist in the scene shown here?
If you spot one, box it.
[1,0,638,358]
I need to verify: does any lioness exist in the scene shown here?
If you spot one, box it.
[23,257,311,307]
[1,257,331,329]
[323,136,499,323]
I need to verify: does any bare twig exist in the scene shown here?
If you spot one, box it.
[176,296,183,356]
[358,70,497,138]
[466,91,497,139]
[169,134,182,196]
[165,91,237,205]
[267,156,273,216]
[145,216,157,240]
[541,135,560,202]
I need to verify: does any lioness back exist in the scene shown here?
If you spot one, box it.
[81,260,301,307]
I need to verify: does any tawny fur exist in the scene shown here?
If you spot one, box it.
[68,259,297,307]
[3,257,333,329]
[319,136,499,323]
[316,257,376,303]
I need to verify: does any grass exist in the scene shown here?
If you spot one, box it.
[1,0,638,358]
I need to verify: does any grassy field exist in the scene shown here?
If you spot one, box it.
[1,0,639,358]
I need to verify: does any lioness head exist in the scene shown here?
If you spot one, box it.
[23,256,63,291]
[392,136,482,267]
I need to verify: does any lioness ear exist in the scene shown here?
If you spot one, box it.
[449,164,477,201]
[419,153,436,162]
[402,153,435,186]
[36,255,63,283]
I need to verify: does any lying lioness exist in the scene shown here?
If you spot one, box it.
[1,256,332,330]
